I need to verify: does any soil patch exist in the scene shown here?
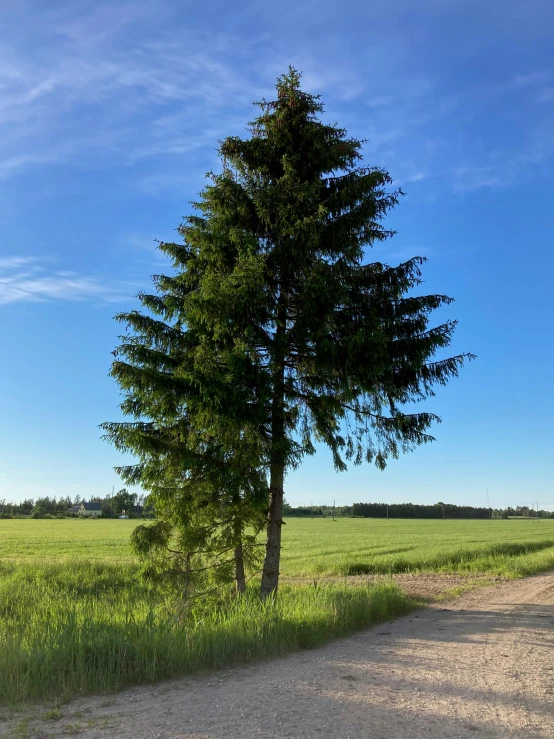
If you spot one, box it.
[286,572,501,601]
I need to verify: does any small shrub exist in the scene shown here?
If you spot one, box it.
[43,708,63,720]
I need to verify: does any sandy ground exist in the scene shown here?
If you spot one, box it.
[3,572,554,739]
[285,573,500,601]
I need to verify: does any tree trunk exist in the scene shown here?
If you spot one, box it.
[178,552,192,622]
[260,296,287,598]
[260,455,285,598]
[233,519,247,594]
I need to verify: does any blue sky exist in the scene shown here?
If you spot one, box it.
[1,0,553,509]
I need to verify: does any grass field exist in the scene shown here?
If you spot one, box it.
[3,516,554,576]
[2,517,554,704]
[282,517,554,577]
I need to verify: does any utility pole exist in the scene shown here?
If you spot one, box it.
[332,499,336,521]
[386,504,389,521]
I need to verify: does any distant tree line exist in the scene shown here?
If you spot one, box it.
[501,505,554,519]
[278,501,554,519]
[2,496,551,521]
[0,489,148,519]
[351,502,554,519]
[283,502,353,517]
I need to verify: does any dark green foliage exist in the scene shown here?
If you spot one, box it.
[282,503,353,517]
[109,488,138,515]
[353,502,492,519]
[101,183,270,593]
[5,497,73,516]
[103,68,473,597]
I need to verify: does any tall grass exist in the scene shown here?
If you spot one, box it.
[0,561,413,704]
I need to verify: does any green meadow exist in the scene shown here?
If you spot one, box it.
[281,517,554,577]
[3,517,554,576]
[2,517,554,704]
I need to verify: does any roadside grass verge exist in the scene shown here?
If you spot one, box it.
[0,562,415,704]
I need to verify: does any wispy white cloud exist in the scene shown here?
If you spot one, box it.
[450,117,554,191]
[538,87,554,102]
[513,71,551,88]
[0,256,135,307]
[0,256,38,269]
[121,232,161,253]
[452,166,507,192]
[0,4,260,183]
[115,231,174,266]
[0,0,553,196]
[511,70,554,104]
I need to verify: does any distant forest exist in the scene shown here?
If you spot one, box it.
[284,502,554,519]
[2,497,552,520]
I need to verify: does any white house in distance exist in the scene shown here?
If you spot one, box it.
[78,501,102,518]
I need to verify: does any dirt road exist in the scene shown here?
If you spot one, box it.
[6,573,554,739]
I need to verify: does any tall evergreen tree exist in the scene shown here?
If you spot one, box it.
[104,68,472,599]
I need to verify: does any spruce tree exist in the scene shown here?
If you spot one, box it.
[101,258,269,595]
[104,68,472,599]
[102,350,268,595]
